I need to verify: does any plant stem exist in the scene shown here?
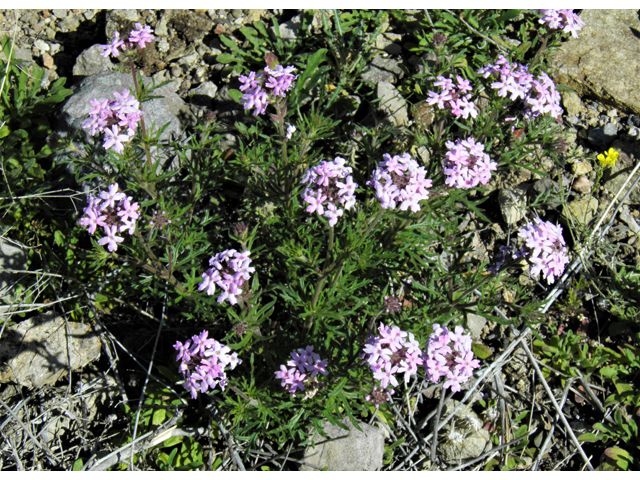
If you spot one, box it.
[130,60,154,174]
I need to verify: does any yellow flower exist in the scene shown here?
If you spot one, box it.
[597,148,619,168]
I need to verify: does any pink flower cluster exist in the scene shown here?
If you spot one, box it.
[238,64,298,116]
[367,153,433,212]
[274,346,328,395]
[99,23,155,57]
[443,137,497,189]
[423,324,479,393]
[477,55,563,120]
[518,218,569,284]
[363,323,423,391]
[198,249,255,305]
[537,9,585,38]
[174,331,240,399]
[426,75,478,119]
[82,89,143,154]
[80,183,140,252]
[301,156,358,227]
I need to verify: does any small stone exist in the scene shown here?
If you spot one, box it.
[561,90,584,116]
[42,52,54,69]
[629,126,640,137]
[73,44,114,76]
[49,43,61,55]
[571,161,593,175]
[52,9,67,18]
[190,81,218,105]
[498,187,527,225]
[563,197,598,225]
[60,15,80,32]
[34,39,49,54]
[466,313,487,340]
[573,175,591,194]
[604,123,618,137]
[438,401,490,464]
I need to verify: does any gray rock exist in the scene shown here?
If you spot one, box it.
[190,81,218,103]
[603,139,640,203]
[33,38,49,54]
[0,237,27,309]
[604,122,618,137]
[562,197,598,225]
[466,313,487,340]
[362,66,396,86]
[587,125,616,147]
[59,14,80,32]
[0,313,101,388]
[58,72,195,145]
[274,15,301,40]
[72,44,114,76]
[498,186,527,225]
[377,81,408,127]
[438,400,490,464]
[629,126,640,137]
[375,32,403,56]
[561,90,584,116]
[549,10,640,114]
[301,418,384,471]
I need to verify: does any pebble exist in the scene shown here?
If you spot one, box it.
[42,52,54,69]
[630,126,640,137]
[573,176,591,194]
[34,38,50,53]
[571,161,593,175]
[604,123,618,136]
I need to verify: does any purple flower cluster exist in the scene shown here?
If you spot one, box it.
[423,324,479,393]
[100,23,155,57]
[198,249,255,305]
[477,55,563,120]
[537,9,585,38]
[367,153,433,212]
[426,75,478,119]
[82,89,143,154]
[487,245,527,275]
[174,331,240,399]
[443,137,497,189]
[365,385,393,409]
[238,64,298,116]
[301,156,358,227]
[274,346,328,396]
[518,218,569,284]
[363,323,423,391]
[80,183,140,252]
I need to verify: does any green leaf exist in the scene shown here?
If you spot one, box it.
[163,435,183,448]
[600,366,618,380]
[228,88,243,103]
[216,53,236,65]
[72,459,83,471]
[54,230,65,247]
[0,124,9,139]
[472,342,493,359]
[578,432,603,443]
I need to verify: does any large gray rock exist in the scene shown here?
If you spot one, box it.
[58,71,195,144]
[0,313,101,389]
[301,418,385,471]
[549,10,640,114]
[73,44,115,76]
[377,81,408,127]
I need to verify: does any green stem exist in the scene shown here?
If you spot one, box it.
[130,60,154,175]
[303,226,335,338]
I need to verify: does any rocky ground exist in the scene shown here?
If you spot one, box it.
[1,8,640,471]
